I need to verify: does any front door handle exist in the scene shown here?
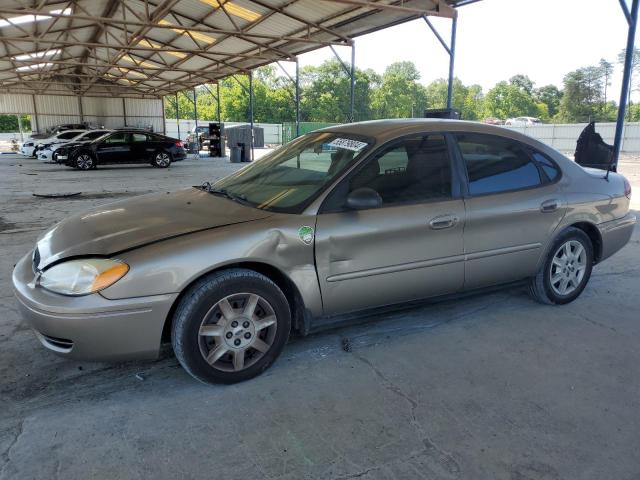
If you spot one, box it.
[429,214,458,230]
[540,199,559,213]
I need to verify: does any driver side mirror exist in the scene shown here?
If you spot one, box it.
[345,187,383,210]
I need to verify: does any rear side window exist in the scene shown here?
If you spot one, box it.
[132,133,147,142]
[456,134,542,195]
[531,151,560,182]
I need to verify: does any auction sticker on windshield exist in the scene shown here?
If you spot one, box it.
[327,138,368,152]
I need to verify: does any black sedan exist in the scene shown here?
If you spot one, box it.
[56,130,187,170]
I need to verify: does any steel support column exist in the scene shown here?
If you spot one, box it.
[175,92,180,140]
[161,96,167,135]
[296,58,301,137]
[613,0,639,167]
[249,71,254,162]
[193,88,198,129]
[329,44,356,122]
[423,14,458,112]
[447,16,458,109]
[217,83,221,123]
[350,41,356,122]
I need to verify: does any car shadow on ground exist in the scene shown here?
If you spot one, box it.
[4,283,529,419]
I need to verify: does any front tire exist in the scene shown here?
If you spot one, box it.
[171,269,291,384]
[529,227,593,305]
[73,152,95,170]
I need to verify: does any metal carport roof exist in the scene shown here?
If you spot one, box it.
[0,0,472,98]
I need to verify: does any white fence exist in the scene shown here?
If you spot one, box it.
[164,119,283,145]
[503,122,640,153]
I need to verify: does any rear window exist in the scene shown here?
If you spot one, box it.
[531,151,560,182]
[456,133,542,195]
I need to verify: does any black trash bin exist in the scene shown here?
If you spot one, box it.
[230,146,242,163]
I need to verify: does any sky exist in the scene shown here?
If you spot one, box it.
[294,0,633,98]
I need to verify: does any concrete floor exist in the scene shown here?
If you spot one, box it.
[1,153,639,480]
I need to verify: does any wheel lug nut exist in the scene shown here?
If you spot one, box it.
[234,339,241,346]
[244,332,251,339]
[231,321,238,328]
[226,332,233,339]
[243,321,250,328]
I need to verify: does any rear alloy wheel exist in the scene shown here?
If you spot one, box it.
[171,269,291,384]
[528,227,593,305]
[74,153,94,170]
[152,151,171,168]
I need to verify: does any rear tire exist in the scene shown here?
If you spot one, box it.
[152,151,171,168]
[171,269,291,384]
[528,227,593,305]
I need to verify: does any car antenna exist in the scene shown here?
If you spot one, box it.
[604,151,613,181]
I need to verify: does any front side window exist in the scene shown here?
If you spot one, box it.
[456,134,542,195]
[350,134,451,205]
[57,131,80,140]
[211,132,372,213]
[83,131,107,140]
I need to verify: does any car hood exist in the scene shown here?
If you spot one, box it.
[34,188,272,269]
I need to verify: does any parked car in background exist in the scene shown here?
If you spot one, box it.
[12,119,635,384]
[505,117,543,126]
[483,117,504,125]
[185,125,210,153]
[55,130,186,169]
[29,123,103,140]
[38,130,112,162]
[21,130,87,157]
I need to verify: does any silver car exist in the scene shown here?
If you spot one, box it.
[13,120,635,384]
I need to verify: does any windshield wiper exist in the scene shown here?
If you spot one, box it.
[199,182,248,204]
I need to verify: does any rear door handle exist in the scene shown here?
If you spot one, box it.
[429,214,458,230]
[540,199,559,213]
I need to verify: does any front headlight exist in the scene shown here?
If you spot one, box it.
[39,258,129,296]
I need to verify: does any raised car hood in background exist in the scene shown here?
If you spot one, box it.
[35,188,271,269]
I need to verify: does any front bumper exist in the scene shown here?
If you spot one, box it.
[598,212,636,262]
[12,253,178,361]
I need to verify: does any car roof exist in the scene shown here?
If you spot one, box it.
[315,119,546,146]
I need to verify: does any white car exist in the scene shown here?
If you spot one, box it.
[504,117,543,127]
[38,130,111,162]
[21,130,87,157]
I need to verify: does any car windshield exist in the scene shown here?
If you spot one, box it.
[210,132,372,213]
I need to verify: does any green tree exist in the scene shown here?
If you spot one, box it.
[617,47,640,120]
[371,61,427,118]
[509,74,535,95]
[534,85,563,119]
[424,78,483,120]
[558,67,605,122]
[483,81,539,119]
[300,60,375,122]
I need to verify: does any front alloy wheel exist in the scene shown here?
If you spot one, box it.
[172,269,291,384]
[198,293,278,372]
[75,153,94,170]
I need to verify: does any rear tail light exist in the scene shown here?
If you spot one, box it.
[623,176,632,199]
[175,140,184,148]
